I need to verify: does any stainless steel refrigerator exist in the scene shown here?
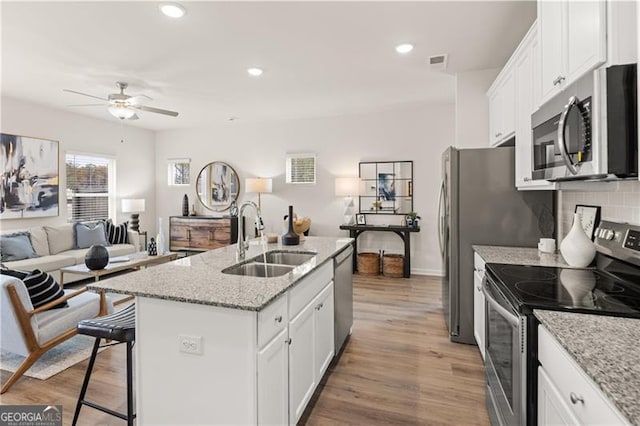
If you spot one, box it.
[438,146,554,344]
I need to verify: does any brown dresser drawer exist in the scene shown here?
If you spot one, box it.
[169,216,237,251]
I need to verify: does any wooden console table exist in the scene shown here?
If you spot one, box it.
[170,216,238,252]
[339,224,420,278]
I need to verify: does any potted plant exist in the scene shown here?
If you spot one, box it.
[406,211,421,228]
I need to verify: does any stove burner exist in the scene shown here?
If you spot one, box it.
[500,266,557,281]
[514,280,599,307]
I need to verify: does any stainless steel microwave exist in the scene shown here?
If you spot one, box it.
[531,64,637,181]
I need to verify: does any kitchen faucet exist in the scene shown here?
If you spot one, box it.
[236,201,264,261]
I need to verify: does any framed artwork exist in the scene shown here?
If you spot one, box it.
[0,133,59,219]
[575,204,601,240]
[378,173,395,201]
[356,214,366,225]
[196,161,239,212]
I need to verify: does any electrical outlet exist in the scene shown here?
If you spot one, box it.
[178,334,203,355]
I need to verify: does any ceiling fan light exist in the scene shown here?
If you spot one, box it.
[108,106,135,119]
[160,3,186,18]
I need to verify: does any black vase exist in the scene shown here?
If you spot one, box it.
[182,194,189,216]
[282,206,300,246]
[85,244,109,270]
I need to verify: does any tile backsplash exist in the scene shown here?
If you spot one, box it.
[558,180,640,239]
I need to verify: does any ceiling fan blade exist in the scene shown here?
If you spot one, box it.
[127,95,152,105]
[63,89,109,102]
[131,104,179,117]
[128,113,140,120]
[67,103,106,107]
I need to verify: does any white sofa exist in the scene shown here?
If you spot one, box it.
[1,223,140,285]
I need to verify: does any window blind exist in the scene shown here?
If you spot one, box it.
[286,154,316,184]
[66,154,112,222]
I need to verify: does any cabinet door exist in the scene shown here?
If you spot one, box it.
[289,302,316,425]
[473,270,485,360]
[488,90,502,145]
[314,282,335,379]
[500,71,516,141]
[565,0,606,83]
[539,0,565,102]
[257,328,289,426]
[538,367,580,426]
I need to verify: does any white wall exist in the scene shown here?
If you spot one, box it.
[0,97,156,232]
[155,103,455,276]
[454,68,500,149]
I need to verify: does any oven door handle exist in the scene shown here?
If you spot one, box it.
[483,284,520,327]
[556,96,579,175]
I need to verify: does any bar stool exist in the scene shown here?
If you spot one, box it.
[72,303,136,426]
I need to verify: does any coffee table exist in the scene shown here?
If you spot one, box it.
[60,251,178,285]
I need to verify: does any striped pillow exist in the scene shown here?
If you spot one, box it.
[23,269,68,309]
[105,220,129,244]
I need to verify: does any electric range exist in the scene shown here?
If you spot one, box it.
[482,220,640,426]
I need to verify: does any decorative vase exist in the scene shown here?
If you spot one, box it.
[148,237,157,256]
[282,206,300,246]
[182,194,189,216]
[560,213,596,267]
[85,244,109,270]
[156,217,167,255]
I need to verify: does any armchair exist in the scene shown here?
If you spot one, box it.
[0,275,113,393]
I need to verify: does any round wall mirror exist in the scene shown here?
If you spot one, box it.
[196,162,240,212]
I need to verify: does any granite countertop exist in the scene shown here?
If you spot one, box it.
[535,310,640,425]
[88,236,353,311]
[473,245,579,268]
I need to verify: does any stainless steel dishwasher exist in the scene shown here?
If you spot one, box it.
[334,245,354,353]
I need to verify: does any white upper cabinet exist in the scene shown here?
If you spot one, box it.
[488,67,516,146]
[538,0,606,105]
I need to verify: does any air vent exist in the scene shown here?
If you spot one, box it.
[429,54,448,70]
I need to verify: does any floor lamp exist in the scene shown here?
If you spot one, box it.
[335,177,360,225]
[245,178,273,210]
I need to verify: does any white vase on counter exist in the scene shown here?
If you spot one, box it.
[156,217,167,255]
[560,213,596,267]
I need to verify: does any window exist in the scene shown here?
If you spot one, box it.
[168,158,191,186]
[286,153,316,184]
[65,153,116,222]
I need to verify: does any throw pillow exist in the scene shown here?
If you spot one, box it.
[0,233,38,262]
[22,269,68,309]
[0,268,29,280]
[104,220,129,244]
[43,224,75,255]
[74,222,109,249]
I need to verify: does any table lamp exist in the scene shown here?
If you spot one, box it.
[122,198,146,232]
[245,178,273,210]
[335,177,360,225]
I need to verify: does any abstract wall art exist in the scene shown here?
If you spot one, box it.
[1,133,59,219]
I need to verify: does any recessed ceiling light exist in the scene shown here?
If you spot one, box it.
[395,43,414,54]
[247,67,264,77]
[160,3,186,18]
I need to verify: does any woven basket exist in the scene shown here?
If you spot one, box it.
[357,252,380,275]
[382,253,404,278]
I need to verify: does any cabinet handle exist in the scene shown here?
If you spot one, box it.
[285,337,292,345]
[553,75,566,86]
[476,286,482,291]
[569,392,584,405]
[474,267,485,273]
[274,315,282,323]
[315,302,324,311]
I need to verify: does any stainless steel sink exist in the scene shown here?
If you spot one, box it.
[258,251,316,266]
[222,262,294,278]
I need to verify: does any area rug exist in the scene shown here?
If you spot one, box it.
[1,334,106,380]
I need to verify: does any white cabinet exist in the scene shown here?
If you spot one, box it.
[538,0,606,104]
[514,23,557,190]
[472,252,485,359]
[289,280,335,425]
[488,68,516,146]
[258,328,289,426]
[538,325,630,425]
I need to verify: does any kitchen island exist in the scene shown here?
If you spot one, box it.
[89,236,353,425]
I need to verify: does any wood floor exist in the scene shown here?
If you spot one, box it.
[1,274,490,425]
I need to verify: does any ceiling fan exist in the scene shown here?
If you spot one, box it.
[64,81,179,120]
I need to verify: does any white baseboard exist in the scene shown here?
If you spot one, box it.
[411,268,444,277]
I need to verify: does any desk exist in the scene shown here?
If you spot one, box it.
[339,224,420,278]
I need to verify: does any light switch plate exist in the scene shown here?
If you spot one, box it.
[178,334,203,355]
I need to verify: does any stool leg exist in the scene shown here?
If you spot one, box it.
[126,341,134,426]
[72,337,101,426]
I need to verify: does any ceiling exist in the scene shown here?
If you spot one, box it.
[1,1,536,131]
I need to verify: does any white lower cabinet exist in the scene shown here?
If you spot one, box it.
[473,252,485,359]
[314,283,335,379]
[258,328,289,426]
[537,325,630,425]
[289,296,317,423]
